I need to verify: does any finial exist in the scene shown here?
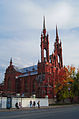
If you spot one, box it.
[43,16,46,35]
[10,57,12,66]
[56,25,59,42]
[43,16,45,30]
[56,25,58,38]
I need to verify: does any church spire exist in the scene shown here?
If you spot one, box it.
[10,57,12,66]
[43,16,46,35]
[43,16,45,30]
[56,25,59,42]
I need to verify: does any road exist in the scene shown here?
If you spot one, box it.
[0,105,79,119]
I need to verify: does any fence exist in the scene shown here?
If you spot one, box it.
[0,97,48,109]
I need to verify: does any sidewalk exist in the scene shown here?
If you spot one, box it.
[0,106,59,112]
[0,104,79,112]
[0,106,51,112]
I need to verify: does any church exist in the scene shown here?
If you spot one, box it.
[3,17,63,99]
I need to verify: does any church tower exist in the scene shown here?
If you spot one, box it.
[41,16,49,63]
[54,25,63,68]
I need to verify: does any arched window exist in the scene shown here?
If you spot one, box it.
[58,55,60,63]
[44,49,46,58]
[44,49,46,62]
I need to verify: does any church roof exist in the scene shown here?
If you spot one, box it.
[18,70,38,78]
[14,65,38,78]
[14,65,37,73]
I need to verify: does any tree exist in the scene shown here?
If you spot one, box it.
[72,70,79,97]
[56,65,75,102]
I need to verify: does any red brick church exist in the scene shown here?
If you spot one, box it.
[1,17,63,98]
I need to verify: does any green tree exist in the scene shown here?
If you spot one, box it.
[72,71,79,97]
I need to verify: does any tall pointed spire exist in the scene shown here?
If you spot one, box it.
[10,57,12,66]
[56,25,59,42]
[43,16,46,35]
[56,25,58,38]
[43,16,45,30]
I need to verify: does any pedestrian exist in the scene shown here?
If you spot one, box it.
[30,100,32,108]
[19,102,22,108]
[15,102,19,109]
[37,101,40,108]
[33,101,36,107]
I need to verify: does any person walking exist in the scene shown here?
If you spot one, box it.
[37,101,40,108]
[33,101,36,107]
[15,102,19,109]
[30,100,32,108]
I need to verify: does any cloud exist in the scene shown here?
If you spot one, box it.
[0,0,75,32]
[0,30,40,66]
[0,0,79,83]
[0,65,6,83]
[60,28,79,67]
[17,1,73,29]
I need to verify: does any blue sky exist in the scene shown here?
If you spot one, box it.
[0,0,79,82]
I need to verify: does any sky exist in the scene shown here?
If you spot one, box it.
[0,0,79,83]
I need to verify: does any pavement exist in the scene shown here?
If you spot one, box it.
[0,104,79,112]
[0,106,54,112]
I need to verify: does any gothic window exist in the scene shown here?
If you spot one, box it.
[58,55,60,63]
[7,77,11,91]
[44,49,46,58]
